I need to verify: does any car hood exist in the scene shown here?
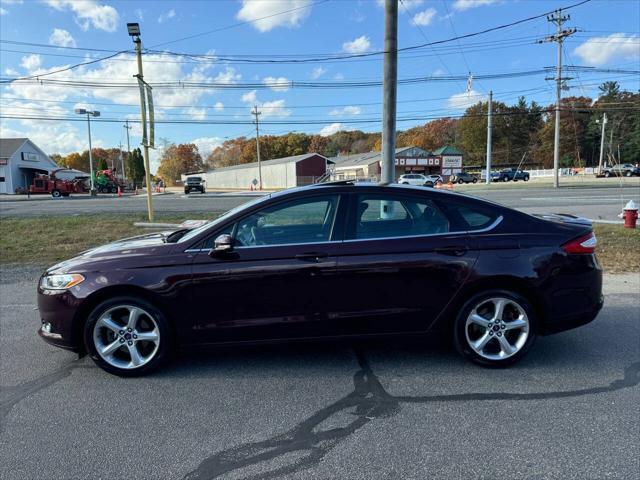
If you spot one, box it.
[46,230,176,274]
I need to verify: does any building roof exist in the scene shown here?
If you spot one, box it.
[432,145,463,155]
[329,146,431,170]
[208,152,328,173]
[0,138,28,159]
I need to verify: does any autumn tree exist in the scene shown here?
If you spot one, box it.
[157,143,204,186]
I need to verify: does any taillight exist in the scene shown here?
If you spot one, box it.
[562,231,597,254]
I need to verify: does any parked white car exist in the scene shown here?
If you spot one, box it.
[397,174,442,187]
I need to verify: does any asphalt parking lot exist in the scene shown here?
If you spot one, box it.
[1,266,638,480]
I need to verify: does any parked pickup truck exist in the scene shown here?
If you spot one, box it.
[491,168,530,182]
[599,164,640,178]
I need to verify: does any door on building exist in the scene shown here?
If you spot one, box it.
[327,190,479,336]
[0,166,6,194]
[186,193,347,344]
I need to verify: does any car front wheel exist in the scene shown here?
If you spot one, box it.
[454,290,537,367]
[84,296,171,376]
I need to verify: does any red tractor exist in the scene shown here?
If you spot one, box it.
[25,169,87,197]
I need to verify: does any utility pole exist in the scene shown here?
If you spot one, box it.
[597,113,607,174]
[541,9,575,188]
[128,22,154,221]
[380,0,398,185]
[252,105,262,190]
[123,120,132,180]
[118,142,125,181]
[486,90,493,184]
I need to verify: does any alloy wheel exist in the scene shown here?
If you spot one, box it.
[93,305,160,370]
[464,297,529,361]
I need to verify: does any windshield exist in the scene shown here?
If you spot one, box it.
[177,194,272,244]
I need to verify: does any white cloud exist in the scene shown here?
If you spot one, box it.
[158,8,176,24]
[241,90,258,104]
[134,8,143,20]
[377,0,423,9]
[310,66,326,79]
[333,73,344,80]
[214,67,241,85]
[320,123,344,136]
[214,102,224,111]
[240,91,290,118]
[447,89,485,109]
[432,68,445,76]
[192,137,223,158]
[342,35,370,54]
[45,0,119,32]
[453,0,499,11]
[412,8,436,26]
[329,106,362,116]
[186,107,206,120]
[262,76,291,92]
[574,33,640,66]
[0,7,7,15]
[260,99,291,118]
[4,67,19,76]
[20,54,42,71]
[237,0,313,32]
[48,28,76,48]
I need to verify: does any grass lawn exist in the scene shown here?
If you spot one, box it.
[0,215,638,272]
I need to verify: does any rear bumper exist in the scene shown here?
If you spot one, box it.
[541,294,604,335]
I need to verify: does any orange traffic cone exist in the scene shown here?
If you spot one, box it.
[447,181,453,190]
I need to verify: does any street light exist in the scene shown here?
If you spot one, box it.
[75,108,100,195]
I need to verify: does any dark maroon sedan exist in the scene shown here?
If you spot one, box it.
[37,182,603,376]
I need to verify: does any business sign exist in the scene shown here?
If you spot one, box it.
[405,158,416,166]
[442,155,462,168]
[418,158,428,165]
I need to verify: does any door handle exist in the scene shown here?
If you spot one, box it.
[295,252,329,262]
[435,246,468,256]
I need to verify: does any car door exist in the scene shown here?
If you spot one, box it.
[327,190,480,336]
[186,193,346,344]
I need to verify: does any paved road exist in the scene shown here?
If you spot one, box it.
[1,184,639,221]
[1,266,638,480]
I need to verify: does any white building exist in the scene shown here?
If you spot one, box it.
[0,138,59,194]
[184,153,331,190]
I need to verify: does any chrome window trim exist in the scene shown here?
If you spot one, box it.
[342,215,503,243]
[183,215,503,252]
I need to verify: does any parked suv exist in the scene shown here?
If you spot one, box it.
[451,171,478,184]
[184,177,206,194]
[603,164,640,177]
[398,174,442,187]
[491,168,530,182]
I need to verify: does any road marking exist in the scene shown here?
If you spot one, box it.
[523,195,639,201]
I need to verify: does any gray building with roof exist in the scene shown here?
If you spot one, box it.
[183,153,331,190]
[0,138,59,194]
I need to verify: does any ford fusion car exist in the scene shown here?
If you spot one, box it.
[37,182,603,376]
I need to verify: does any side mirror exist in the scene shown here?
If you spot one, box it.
[209,234,234,257]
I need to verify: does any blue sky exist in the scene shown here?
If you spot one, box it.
[1,0,639,172]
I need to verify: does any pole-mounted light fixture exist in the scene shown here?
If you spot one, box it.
[127,22,140,37]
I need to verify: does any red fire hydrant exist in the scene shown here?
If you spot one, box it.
[622,200,638,229]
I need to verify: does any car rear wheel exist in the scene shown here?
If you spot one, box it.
[626,171,632,177]
[604,171,611,178]
[454,290,537,367]
[84,296,171,376]
[502,177,509,182]
[472,178,478,184]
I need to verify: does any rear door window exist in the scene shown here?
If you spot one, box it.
[348,193,451,240]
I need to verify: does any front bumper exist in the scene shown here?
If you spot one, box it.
[37,288,82,351]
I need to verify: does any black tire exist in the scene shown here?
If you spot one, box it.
[424,181,434,187]
[502,177,509,182]
[524,176,529,181]
[402,182,410,185]
[458,179,464,184]
[604,171,611,178]
[109,186,117,194]
[472,178,478,184]
[84,296,172,377]
[513,178,518,182]
[51,189,61,198]
[625,171,632,177]
[453,289,537,368]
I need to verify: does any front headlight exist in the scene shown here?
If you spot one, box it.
[40,273,85,290]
